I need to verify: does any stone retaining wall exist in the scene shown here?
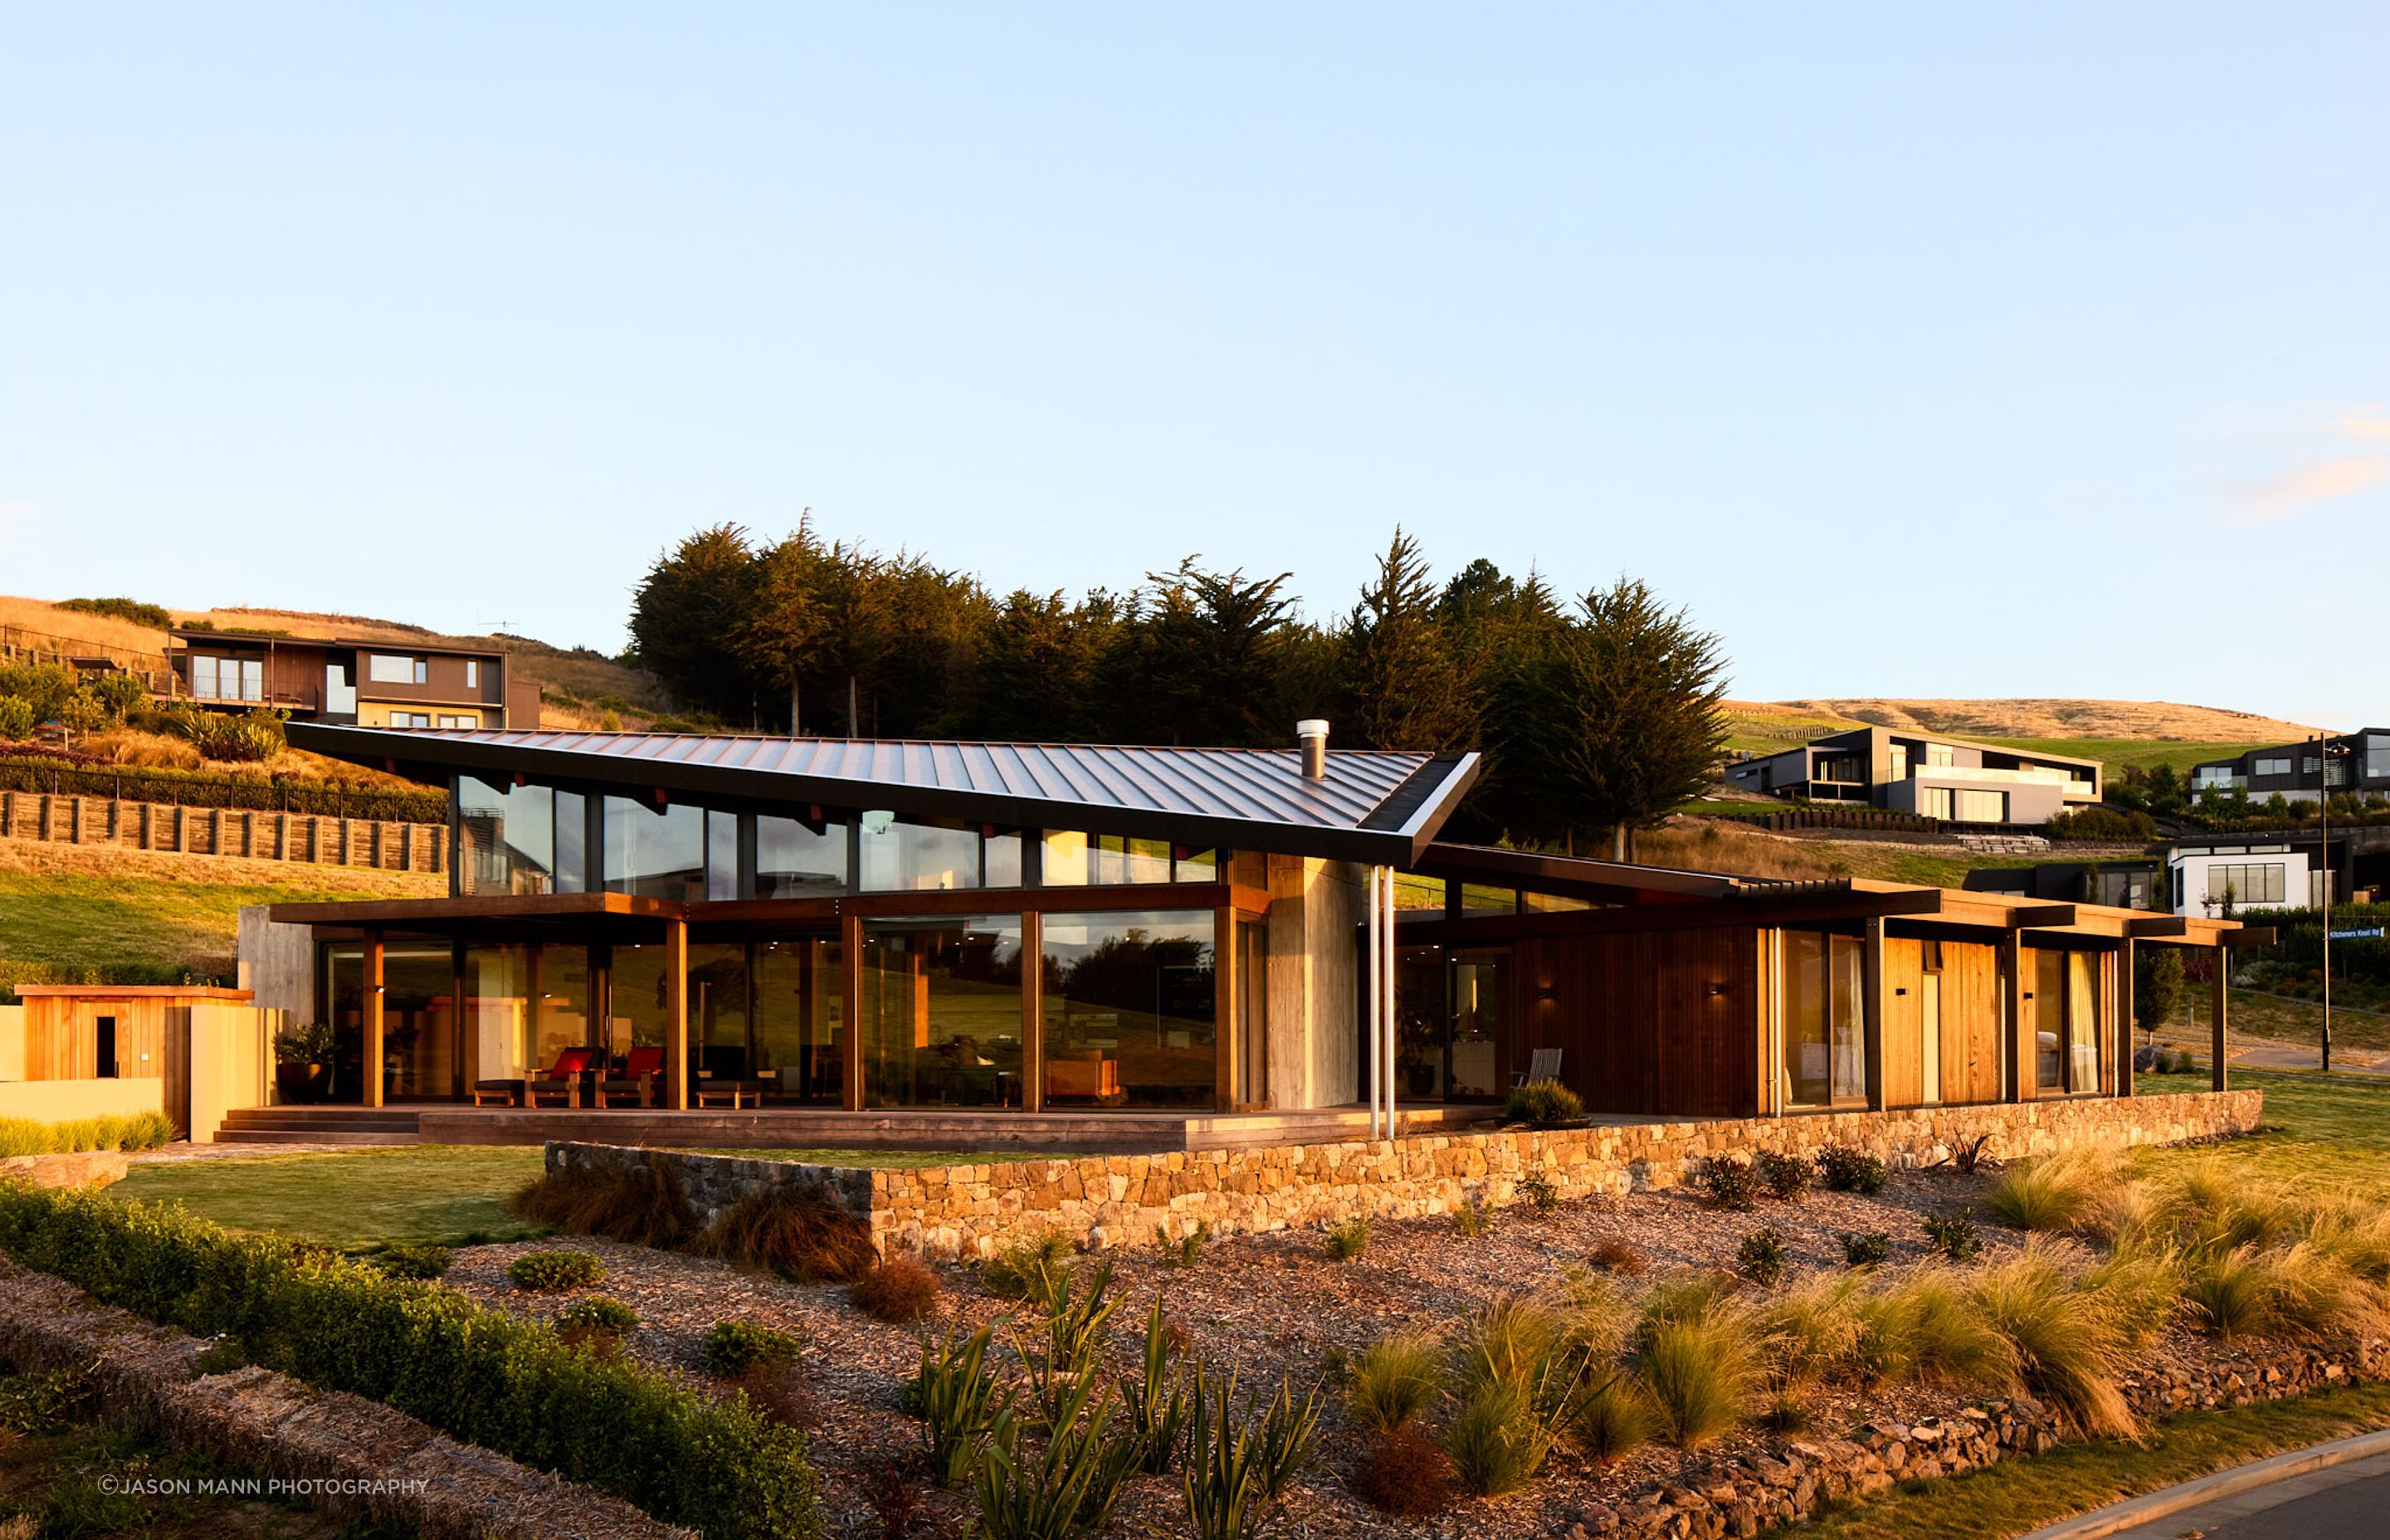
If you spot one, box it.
[554,1088,2261,1262]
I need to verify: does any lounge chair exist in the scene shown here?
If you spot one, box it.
[472,1047,598,1109]
[595,1045,665,1109]
[695,1075,771,1109]
[1511,1047,1563,1088]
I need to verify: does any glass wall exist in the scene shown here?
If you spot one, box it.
[2068,952,2100,1092]
[532,943,592,1073]
[1448,948,1509,1100]
[706,812,739,901]
[860,813,981,892]
[1236,917,1268,1108]
[554,792,587,893]
[603,797,705,899]
[1784,931,1865,1106]
[2034,949,2066,1090]
[690,943,751,1079]
[860,916,1023,1107]
[383,943,458,1100]
[1040,910,1216,1109]
[755,937,843,1104]
[757,815,846,898]
[457,777,557,895]
[322,946,364,1103]
[607,943,672,1063]
[2032,948,2103,1093]
[1395,944,1448,1099]
[464,943,532,1083]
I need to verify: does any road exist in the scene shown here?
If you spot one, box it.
[2105,1448,2390,1539]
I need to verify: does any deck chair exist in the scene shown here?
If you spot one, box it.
[473,1046,596,1109]
[595,1045,665,1109]
[1512,1047,1563,1088]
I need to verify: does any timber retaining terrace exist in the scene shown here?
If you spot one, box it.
[0,790,445,871]
[549,1088,2261,1262]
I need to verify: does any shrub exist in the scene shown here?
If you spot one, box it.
[1454,1294,1565,1401]
[1588,1239,1648,1276]
[0,1186,820,1539]
[1815,1145,1887,1194]
[1924,1210,1982,1261]
[1566,1373,1655,1462]
[1351,1425,1453,1517]
[58,596,172,627]
[911,1327,1009,1489]
[1862,1267,2011,1388]
[1018,1259,1121,1404]
[368,1243,452,1280]
[1158,1220,1210,1269]
[1519,1173,1559,1210]
[1737,1227,1788,1286]
[1505,1077,1584,1128]
[850,1258,942,1323]
[507,1250,605,1291]
[1122,1296,1193,1476]
[1696,1156,1758,1212]
[0,699,32,740]
[968,1371,1139,1540]
[1750,1274,1865,1389]
[1451,1195,1490,1238]
[1181,1362,1319,1539]
[861,1460,926,1540]
[695,1185,875,1284]
[1634,1313,1753,1450]
[510,1161,697,1250]
[1348,1333,1444,1435]
[1841,1231,1892,1269]
[1756,1151,1811,1201]
[1444,1381,1553,1496]
[1323,1216,1371,1262]
[704,1319,804,1377]
[1984,1151,2122,1235]
[983,1231,1073,1304]
[0,1364,95,1435]
[735,1362,819,1432]
[1970,1246,2134,1438]
[556,1295,641,1356]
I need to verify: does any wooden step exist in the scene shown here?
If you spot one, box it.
[214,1128,422,1147]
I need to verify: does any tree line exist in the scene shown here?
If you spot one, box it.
[625,522,1729,854]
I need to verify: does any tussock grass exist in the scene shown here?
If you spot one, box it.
[1347,1333,1444,1435]
[1567,1373,1656,1462]
[1634,1312,1753,1450]
[1750,1274,1865,1390]
[1968,1246,2135,1439]
[982,1230,1073,1304]
[1453,1294,1565,1399]
[510,1160,695,1249]
[1444,1381,1554,1495]
[1984,1151,2125,1235]
[692,1183,875,1283]
[0,1111,176,1157]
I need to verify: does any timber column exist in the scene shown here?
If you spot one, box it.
[363,928,385,1109]
[2114,942,2135,1099]
[662,916,690,1110]
[2209,944,2229,1093]
[1860,916,1888,1111]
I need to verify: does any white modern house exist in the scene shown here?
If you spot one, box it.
[2168,841,2319,917]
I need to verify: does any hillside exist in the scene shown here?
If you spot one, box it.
[2,594,667,719]
[1774,698,2316,743]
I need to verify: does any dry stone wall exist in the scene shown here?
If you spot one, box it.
[555,1089,2261,1262]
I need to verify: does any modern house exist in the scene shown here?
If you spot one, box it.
[227,722,2255,1146]
[2189,730,2390,798]
[1963,860,2165,913]
[168,629,539,729]
[1725,727,2102,826]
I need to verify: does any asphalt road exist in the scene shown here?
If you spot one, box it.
[2106,1449,2390,1539]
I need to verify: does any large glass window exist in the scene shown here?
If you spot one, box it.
[603,797,705,899]
[1041,832,1173,885]
[457,776,556,895]
[1954,789,2007,823]
[2033,949,2066,1090]
[464,943,531,1084]
[755,937,843,1104]
[1394,944,1448,1100]
[860,916,1022,1107]
[757,814,847,898]
[691,943,752,1080]
[860,813,980,892]
[706,811,739,900]
[189,655,217,699]
[532,944,592,1073]
[1040,910,1216,1109]
[1449,948,1509,1099]
[382,943,458,1101]
[1783,931,1865,1105]
[606,943,673,1063]
[2067,951,2100,1093]
[554,791,587,893]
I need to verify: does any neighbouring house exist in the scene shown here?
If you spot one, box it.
[221,720,2255,1147]
[1963,859,2166,912]
[2189,729,2390,798]
[1725,727,2102,826]
[2167,835,2330,917]
[167,628,539,729]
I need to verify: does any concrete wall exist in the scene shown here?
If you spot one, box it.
[0,1006,22,1081]
[0,1079,164,1123]
[184,1003,277,1142]
[237,908,315,1021]
[1264,855,1363,1111]
[2168,848,2314,915]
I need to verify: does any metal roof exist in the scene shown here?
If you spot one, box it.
[289,723,1481,865]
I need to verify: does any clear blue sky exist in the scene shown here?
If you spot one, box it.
[5,6,2385,727]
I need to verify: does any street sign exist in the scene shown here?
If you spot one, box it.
[2328,926,2383,941]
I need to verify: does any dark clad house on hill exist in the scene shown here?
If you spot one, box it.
[228,722,2257,1146]
[168,628,539,729]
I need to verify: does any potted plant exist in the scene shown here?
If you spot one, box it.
[274,1020,335,1103]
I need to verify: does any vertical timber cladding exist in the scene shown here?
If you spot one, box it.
[1879,936,2013,1108]
[1514,924,1761,1117]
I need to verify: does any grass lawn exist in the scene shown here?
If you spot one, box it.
[2135,1065,2390,1196]
[1788,1381,2390,1540]
[1972,736,2275,781]
[110,1147,548,1250]
[2171,982,2390,1055]
[0,840,439,977]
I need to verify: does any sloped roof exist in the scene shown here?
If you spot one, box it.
[288,724,1480,865]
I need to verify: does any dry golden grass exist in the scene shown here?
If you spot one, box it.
[0,835,443,898]
[1774,697,2316,742]
[62,726,425,787]
[0,595,176,666]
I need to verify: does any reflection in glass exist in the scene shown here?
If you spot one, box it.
[755,938,843,1104]
[861,917,1022,1107]
[533,945,591,1072]
[757,815,846,898]
[860,813,981,891]
[2035,949,2066,1090]
[706,812,739,900]
[690,943,751,1080]
[1040,833,1197,885]
[1041,911,1215,1109]
[602,797,705,899]
[607,943,671,1062]
[1449,948,1509,1100]
[2068,952,2100,1092]
[464,943,531,1083]
[554,791,587,893]
[457,777,554,895]
[1785,931,1869,1105]
[984,832,1022,888]
[382,943,458,1100]
[1395,945,1447,1099]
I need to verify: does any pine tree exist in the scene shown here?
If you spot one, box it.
[626,524,761,723]
[1337,529,1478,751]
[1545,578,1728,859]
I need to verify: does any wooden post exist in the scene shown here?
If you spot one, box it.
[662,917,690,1111]
[363,929,385,1109]
[2002,933,2031,1102]
[1212,905,1235,1113]
[2114,943,2134,1099]
[1021,910,1045,1113]
[1754,928,1775,1117]
[841,910,865,1111]
[2210,945,2228,1092]
[1861,916,1888,1111]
